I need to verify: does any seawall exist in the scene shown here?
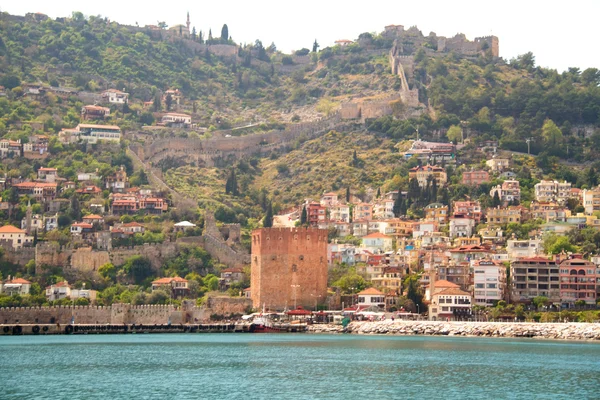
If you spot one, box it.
[308,321,600,341]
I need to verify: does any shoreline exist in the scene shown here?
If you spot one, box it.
[307,320,600,341]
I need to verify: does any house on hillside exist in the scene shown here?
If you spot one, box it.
[151,277,189,298]
[102,89,129,104]
[0,225,34,249]
[81,105,110,120]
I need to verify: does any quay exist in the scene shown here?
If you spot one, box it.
[0,323,308,335]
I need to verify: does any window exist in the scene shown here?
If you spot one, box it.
[299,255,304,261]
[292,264,297,272]
[475,283,485,289]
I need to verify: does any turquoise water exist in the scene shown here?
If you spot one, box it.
[1,334,599,399]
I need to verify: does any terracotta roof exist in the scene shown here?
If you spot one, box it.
[13,182,57,188]
[431,280,460,289]
[83,105,109,111]
[7,278,31,284]
[434,288,471,297]
[0,225,26,234]
[38,167,57,172]
[152,277,188,284]
[357,287,384,295]
[121,222,143,227]
[72,222,93,229]
[48,281,70,288]
[83,214,103,220]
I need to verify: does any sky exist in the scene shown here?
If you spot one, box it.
[3,1,599,72]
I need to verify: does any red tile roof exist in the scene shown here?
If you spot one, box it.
[152,277,188,284]
[0,225,26,234]
[7,278,31,284]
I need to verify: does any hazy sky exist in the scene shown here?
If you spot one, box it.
[3,1,599,72]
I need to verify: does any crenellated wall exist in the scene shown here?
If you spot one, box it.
[0,298,249,325]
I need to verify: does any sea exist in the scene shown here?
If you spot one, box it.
[1,333,599,399]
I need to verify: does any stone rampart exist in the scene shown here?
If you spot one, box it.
[0,305,112,325]
[2,246,35,266]
[203,234,250,268]
[205,296,252,316]
[0,302,242,325]
[109,242,178,270]
[70,247,110,274]
[137,113,341,166]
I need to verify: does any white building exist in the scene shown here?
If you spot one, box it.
[472,260,506,306]
[506,239,543,260]
[373,199,395,220]
[427,280,472,321]
[490,180,521,204]
[0,225,34,249]
[449,216,475,239]
[320,192,339,207]
[582,188,600,215]
[356,288,385,308]
[1,278,32,295]
[46,281,72,301]
[534,180,572,203]
[77,124,121,143]
[102,89,129,104]
[329,204,351,223]
[161,113,192,126]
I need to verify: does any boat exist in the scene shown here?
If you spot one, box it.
[249,316,289,333]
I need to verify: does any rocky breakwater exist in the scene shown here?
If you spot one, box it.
[308,321,600,340]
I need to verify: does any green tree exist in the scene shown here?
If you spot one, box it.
[491,191,501,207]
[300,205,307,225]
[99,263,116,281]
[220,24,229,41]
[346,187,350,202]
[263,202,273,228]
[122,256,153,285]
[205,275,219,291]
[446,125,462,143]
[541,119,563,148]
[312,39,319,53]
[403,274,424,312]
[332,273,368,293]
[532,296,549,310]
[547,236,578,255]
[165,94,173,111]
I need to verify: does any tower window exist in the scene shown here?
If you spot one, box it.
[292,264,297,272]
[299,255,304,261]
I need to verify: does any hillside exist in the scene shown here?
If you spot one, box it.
[1,11,600,219]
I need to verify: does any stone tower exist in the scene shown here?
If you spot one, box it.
[251,227,328,311]
[25,200,32,235]
[186,12,190,33]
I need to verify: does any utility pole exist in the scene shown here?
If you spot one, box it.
[291,284,300,309]
[525,137,533,155]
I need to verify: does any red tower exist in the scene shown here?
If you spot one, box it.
[251,227,328,311]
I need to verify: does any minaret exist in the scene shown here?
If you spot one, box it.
[25,199,32,235]
[186,12,190,34]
